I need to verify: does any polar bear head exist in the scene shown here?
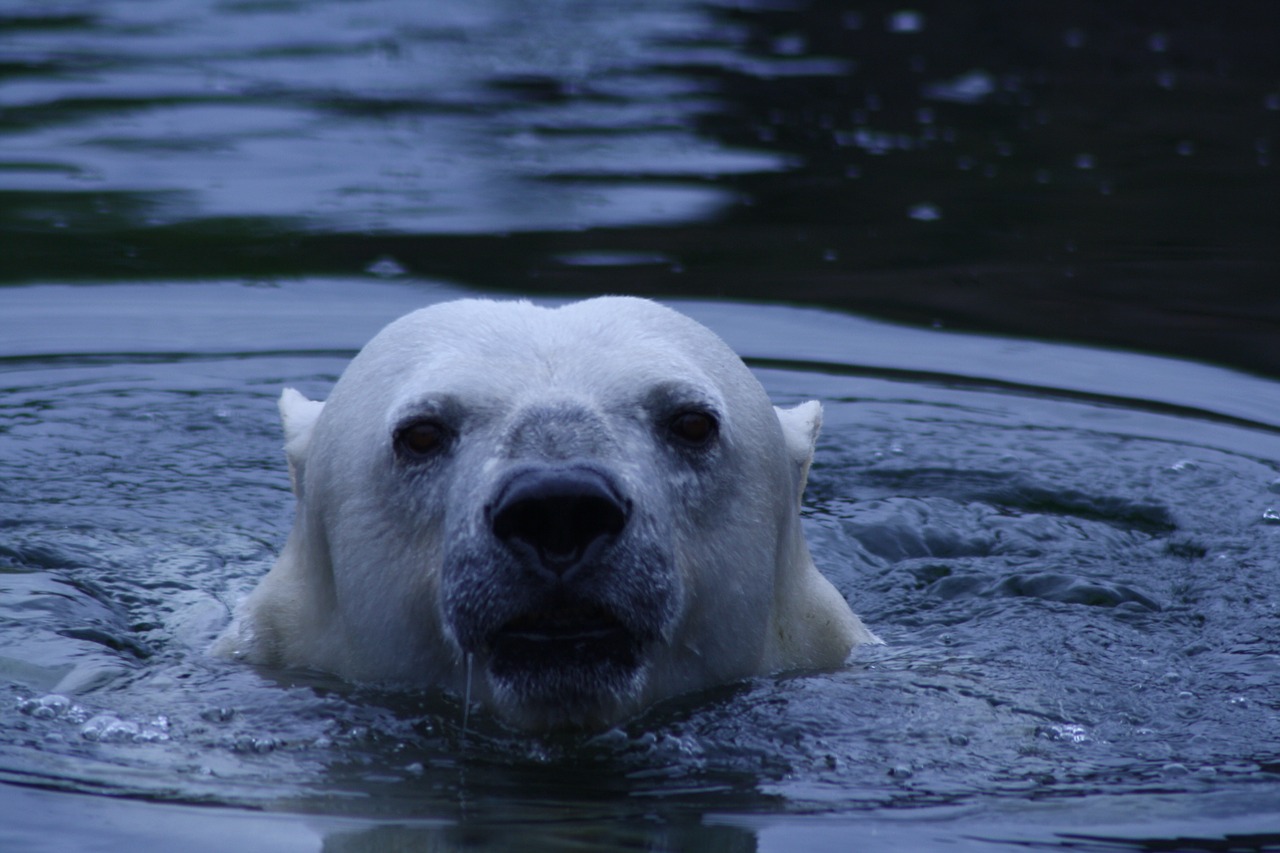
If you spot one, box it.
[216,297,877,730]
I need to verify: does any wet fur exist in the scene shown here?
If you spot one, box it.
[214,297,879,730]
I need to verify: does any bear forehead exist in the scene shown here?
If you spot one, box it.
[357,297,754,404]
[380,298,724,361]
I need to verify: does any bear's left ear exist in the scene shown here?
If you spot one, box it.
[279,387,325,499]
[774,400,822,502]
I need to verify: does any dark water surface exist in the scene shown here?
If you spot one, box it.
[3,1,1280,850]
[4,0,1280,372]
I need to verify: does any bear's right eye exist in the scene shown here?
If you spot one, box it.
[668,409,719,448]
[395,419,452,460]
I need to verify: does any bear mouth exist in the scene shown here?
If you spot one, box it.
[486,600,642,689]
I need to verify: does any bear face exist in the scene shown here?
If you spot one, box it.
[215,297,877,730]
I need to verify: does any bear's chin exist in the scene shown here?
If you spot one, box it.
[480,600,649,728]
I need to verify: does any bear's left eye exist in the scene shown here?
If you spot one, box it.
[668,410,718,448]
[395,419,452,460]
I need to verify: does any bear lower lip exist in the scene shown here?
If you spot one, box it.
[486,602,641,681]
[497,602,624,641]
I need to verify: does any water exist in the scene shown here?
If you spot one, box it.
[3,0,1280,849]
[5,0,1279,372]
[3,280,1280,850]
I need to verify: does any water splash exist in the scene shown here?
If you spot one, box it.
[463,652,474,740]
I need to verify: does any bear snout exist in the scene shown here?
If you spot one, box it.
[487,465,631,582]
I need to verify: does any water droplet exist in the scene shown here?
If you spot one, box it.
[1169,459,1199,472]
[1163,762,1190,775]
[555,251,671,268]
[886,11,924,33]
[82,714,139,743]
[234,734,279,753]
[1262,507,1280,524]
[1035,169,1052,184]
[1075,153,1096,170]
[201,707,236,723]
[908,203,941,221]
[1266,93,1280,111]
[924,70,994,104]
[1063,28,1085,49]
[772,33,806,56]
[1267,478,1280,494]
[134,717,171,744]
[463,652,474,739]
[366,256,406,278]
[888,764,914,778]
[17,694,72,720]
[1176,140,1195,156]
[1149,32,1169,53]
[822,249,839,262]
[1156,69,1176,89]
[1038,723,1092,744]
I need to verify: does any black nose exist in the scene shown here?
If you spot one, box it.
[489,467,629,580]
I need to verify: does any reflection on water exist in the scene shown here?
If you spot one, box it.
[1,0,775,231]
[2,281,1280,851]
[2,0,1278,372]
[3,0,1280,848]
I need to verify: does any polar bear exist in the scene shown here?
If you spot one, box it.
[215,297,878,729]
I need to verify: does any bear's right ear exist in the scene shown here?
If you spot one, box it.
[279,388,325,499]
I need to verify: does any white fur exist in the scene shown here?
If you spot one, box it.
[214,297,878,728]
